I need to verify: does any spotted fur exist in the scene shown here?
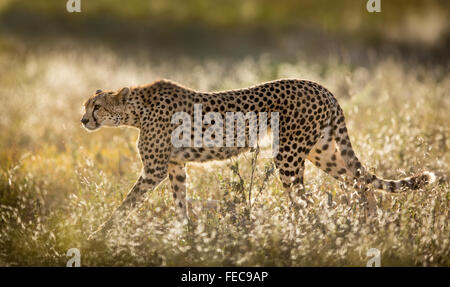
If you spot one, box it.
[82,79,435,238]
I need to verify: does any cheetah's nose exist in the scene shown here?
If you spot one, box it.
[81,118,89,125]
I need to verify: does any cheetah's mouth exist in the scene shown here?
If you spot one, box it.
[85,112,101,130]
[85,122,100,130]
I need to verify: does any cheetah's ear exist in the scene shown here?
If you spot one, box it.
[115,87,130,104]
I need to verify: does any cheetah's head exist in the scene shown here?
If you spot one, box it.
[81,87,130,131]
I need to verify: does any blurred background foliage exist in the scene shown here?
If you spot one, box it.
[0,0,448,62]
[1,0,448,33]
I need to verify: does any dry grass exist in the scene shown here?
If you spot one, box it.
[0,39,448,266]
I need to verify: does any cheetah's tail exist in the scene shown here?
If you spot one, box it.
[332,106,436,192]
[367,171,435,192]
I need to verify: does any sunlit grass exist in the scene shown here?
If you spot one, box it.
[0,40,448,266]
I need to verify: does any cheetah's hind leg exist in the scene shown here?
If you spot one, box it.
[274,152,308,209]
[307,125,378,217]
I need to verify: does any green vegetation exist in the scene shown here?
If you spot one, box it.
[0,0,448,266]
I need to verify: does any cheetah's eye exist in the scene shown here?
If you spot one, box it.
[94,104,101,111]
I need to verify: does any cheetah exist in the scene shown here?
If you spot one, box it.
[81,79,435,239]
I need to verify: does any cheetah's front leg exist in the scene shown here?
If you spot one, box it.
[88,124,173,240]
[87,173,165,240]
[168,162,189,222]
